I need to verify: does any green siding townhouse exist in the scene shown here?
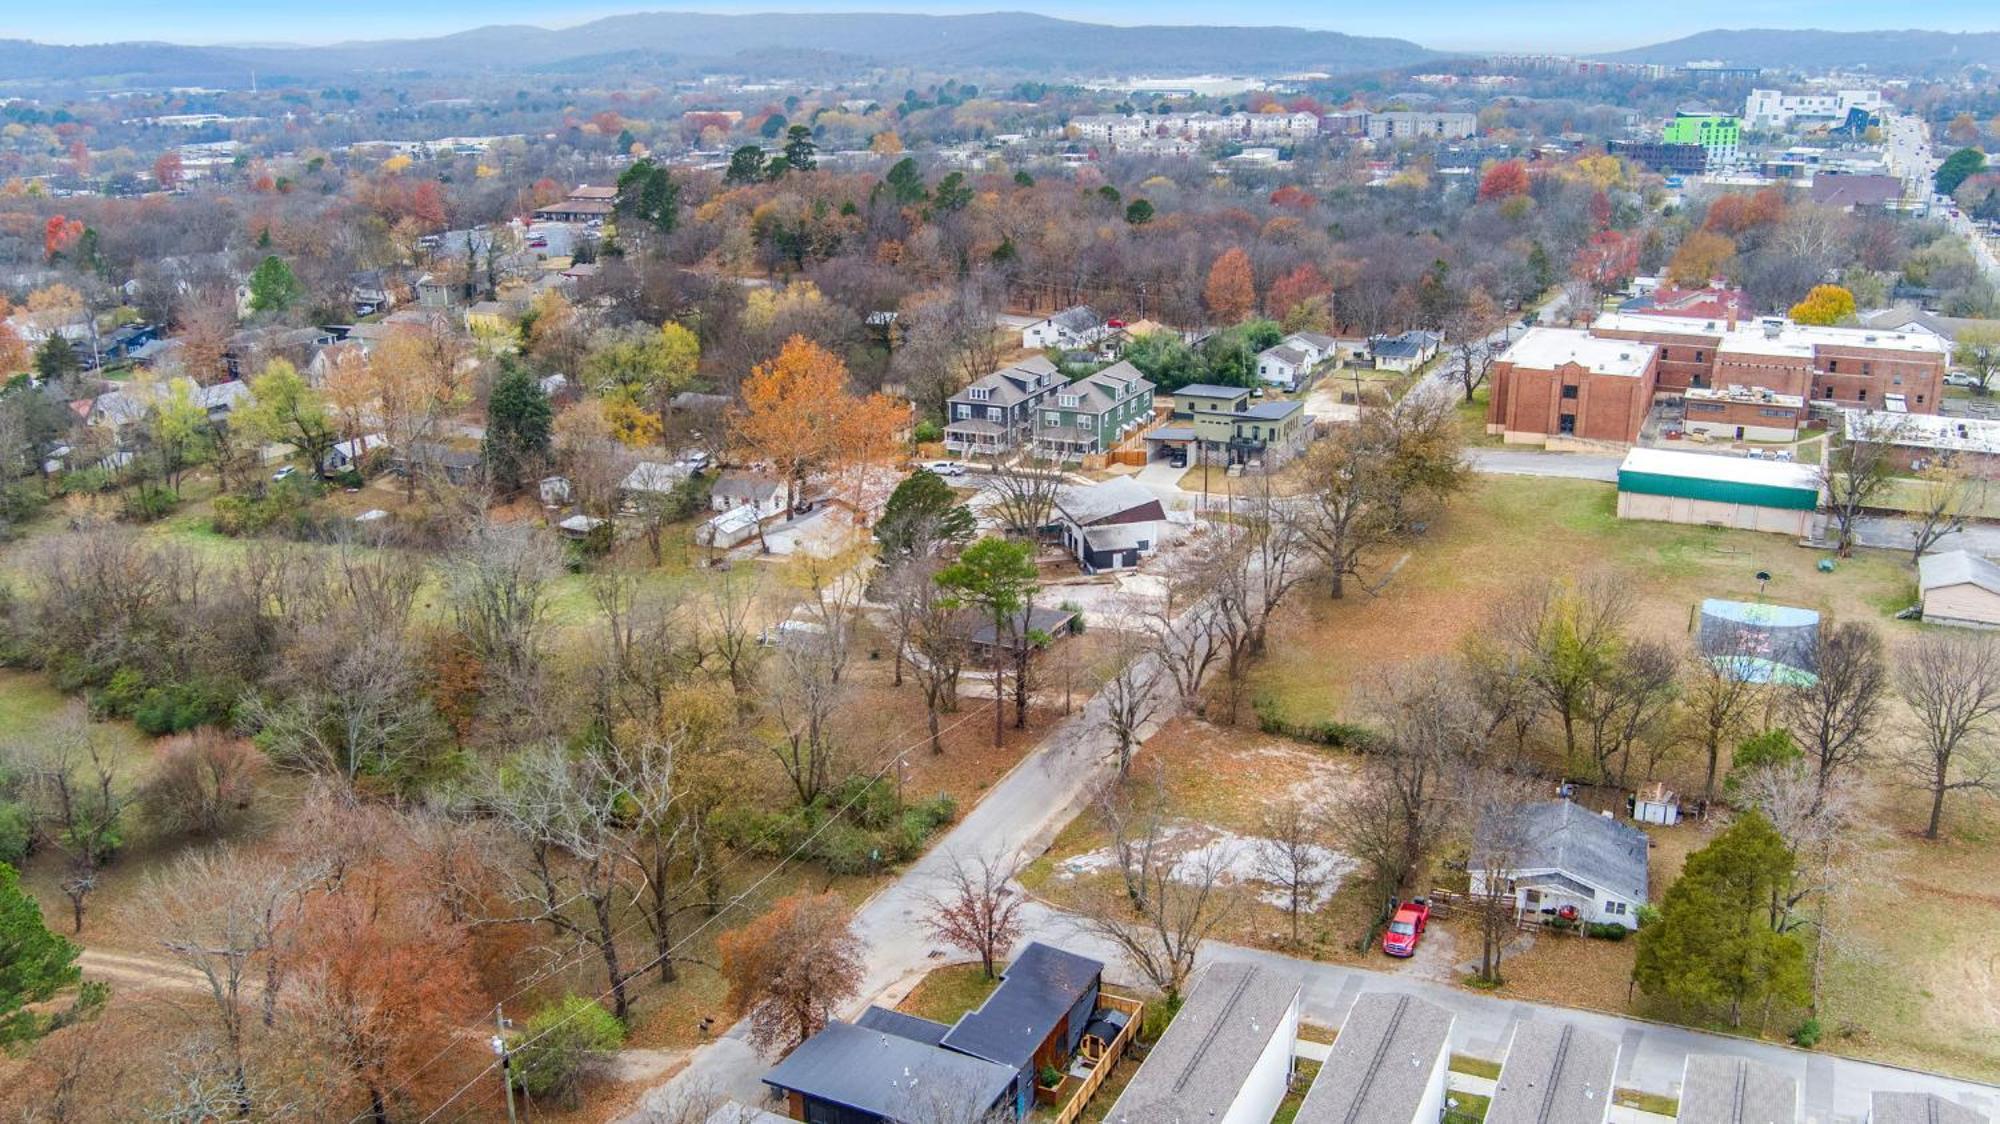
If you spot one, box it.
[1033,360,1157,462]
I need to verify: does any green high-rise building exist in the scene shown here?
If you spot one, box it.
[1661,113,1740,169]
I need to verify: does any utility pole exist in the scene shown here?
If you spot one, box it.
[491,1005,518,1124]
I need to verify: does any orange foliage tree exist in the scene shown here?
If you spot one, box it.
[719,891,864,1055]
[1204,246,1256,324]
[1477,159,1531,202]
[1703,189,1787,237]
[1667,230,1737,287]
[731,336,903,512]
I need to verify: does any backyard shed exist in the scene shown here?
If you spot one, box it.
[1615,448,1822,537]
[1633,782,1680,826]
[1918,550,2000,629]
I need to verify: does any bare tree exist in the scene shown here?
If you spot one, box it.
[444,521,562,724]
[985,455,1064,539]
[1478,574,1632,774]
[1331,659,1486,944]
[1467,773,1543,985]
[1294,388,1465,599]
[1904,465,1982,566]
[700,565,767,702]
[1097,620,1166,778]
[906,576,968,755]
[1781,621,1887,810]
[15,711,133,933]
[1737,761,1877,1007]
[1253,798,1333,945]
[1072,828,1233,1003]
[1895,630,2000,840]
[1145,563,1223,713]
[920,850,1028,979]
[1818,423,1903,557]
[767,627,849,806]
[1580,637,1680,785]
[1679,645,1765,800]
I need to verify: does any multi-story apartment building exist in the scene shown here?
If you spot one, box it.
[1033,360,1156,462]
[1364,111,1477,140]
[1661,112,1740,168]
[943,356,1066,457]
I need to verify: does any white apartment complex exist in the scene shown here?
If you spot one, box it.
[1069,110,1319,147]
[1743,88,1885,130]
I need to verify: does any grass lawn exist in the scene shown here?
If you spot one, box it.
[1250,475,1915,730]
[1271,1058,1321,1124]
[1616,1089,1680,1115]
[1450,1054,1503,1080]
[896,962,1002,1026]
[1447,1091,1492,1121]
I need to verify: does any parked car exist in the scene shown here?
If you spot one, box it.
[1382,899,1430,958]
[922,460,967,477]
[1947,372,1982,388]
[272,466,297,482]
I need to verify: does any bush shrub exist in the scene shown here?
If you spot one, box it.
[511,995,625,1108]
[139,730,264,839]
[1252,695,1377,750]
[120,485,178,523]
[1790,1018,1822,1049]
[913,419,942,443]
[0,800,32,864]
[1584,922,1628,941]
[710,786,956,873]
[131,680,236,736]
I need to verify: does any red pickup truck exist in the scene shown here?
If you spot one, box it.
[1382,899,1430,958]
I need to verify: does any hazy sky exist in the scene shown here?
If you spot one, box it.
[6,0,1999,53]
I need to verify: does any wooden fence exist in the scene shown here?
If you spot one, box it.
[1047,991,1145,1124]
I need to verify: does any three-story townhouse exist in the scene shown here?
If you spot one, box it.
[1032,361,1157,462]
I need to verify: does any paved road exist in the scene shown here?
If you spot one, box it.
[1468,447,1621,481]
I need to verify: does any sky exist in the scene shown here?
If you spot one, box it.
[5,0,2000,54]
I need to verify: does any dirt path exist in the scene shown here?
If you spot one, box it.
[77,949,212,993]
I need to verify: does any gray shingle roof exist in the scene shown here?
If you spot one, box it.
[1870,1092,1988,1124]
[941,942,1102,1070]
[1677,1055,1798,1124]
[762,1020,1015,1121]
[1260,345,1309,367]
[1920,550,2000,598]
[1104,962,1301,1124]
[1296,993,1453,1124]
[951,355,1061,408]
[1487,1021,1620,1124]
[1055,478,1162,526]
[1475,800,1649,904]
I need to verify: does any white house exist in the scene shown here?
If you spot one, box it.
[1470,799,1649,930]
[325,433,389,473]
[709,470,788,519]
[1256,344,1311,391]
[1022,306,1108,351]
[1104,962,1301,1124]
[1295,994,1452,1124]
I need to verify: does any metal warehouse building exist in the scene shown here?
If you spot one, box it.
[1615,448,1823,537]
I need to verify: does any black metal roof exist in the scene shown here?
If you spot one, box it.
[941,942,1103,1070]
[856,1005,952,1047]
[763,1020,1014,1120]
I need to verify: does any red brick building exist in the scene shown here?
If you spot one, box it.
[1592,312,1947,413]
[1487,329,1659,444]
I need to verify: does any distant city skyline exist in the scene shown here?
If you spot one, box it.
[5,1,2000,55]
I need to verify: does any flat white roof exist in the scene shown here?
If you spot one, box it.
[1846,408,2000,454]
[1501,327,1655,377]
[1593,312,1948,356]
[1619,446,1820,490]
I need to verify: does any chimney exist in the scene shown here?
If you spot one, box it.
[1726,305,1738,332]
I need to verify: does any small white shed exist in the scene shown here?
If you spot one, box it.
[1633,782,1680,826]
[1919,550,2000,629]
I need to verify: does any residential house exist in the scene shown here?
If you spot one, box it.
[394,441,481,485]
[939,944,1105,1118]
[1919,550,2000,630]
[82,379,250,443]
[1295,993,1453,1124]
[1486,328,1660,445]
[619,460,695,508]
[415,273,454,309]
[1470,799,1650,930]
[325,433,388,474]
[944,356,1066,457]
[1616,282,1753,323]
[1870,1093,1987,1124]
[1103,962,1302,1124]
[465,301,513,335]
[1032,360,1156,461]
[1486,1022,1620,1124]
[1165,384,1309,467]
[1022,306,1108,351]
[348,269,401,315]
[762,1019,1017,1123]
[1255,344,1312,391]
[226,326,336,381]
[709,470,787,519]
[1370,330,1442,372]
[1855,308,1996,347]
[1677,1055,1798,1124]
[1050,478,1167,573]
[959,605,1079,665]
[1280,330,1349,366]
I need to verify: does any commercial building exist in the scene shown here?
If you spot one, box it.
[1295,994,1453,1124]
[1677,1054,1799,1124]
[1486,328,1658,445]
[1606,139,1709,176]
[1743,88,1884,131]
[1681,384,1806,442]
[1104,962,1301,1124]
[1844,410,2000,479]
[1487,1021,1621,1124]
[1615,448,1822,537]
[1662,112,1741,168]
[1591,313,1948,415]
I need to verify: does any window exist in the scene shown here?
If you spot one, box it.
[1607,901,1627,916]
[955,404,970,420]
[1828,359,1838,373]
[1858,388,1867,401]
[1079,416,1094,430]
[1044,414,1060,428]
[1561,384,1579,399]
[969,386,990,402]
[1864,363,1873,377]
[1918,394,1926,405]
[1059,394,1080,408]
[1695,350,1704,362]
